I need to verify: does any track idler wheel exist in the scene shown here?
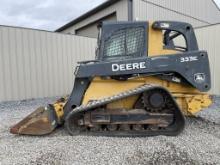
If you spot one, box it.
[142,89,167,112]
[65,112,86,135]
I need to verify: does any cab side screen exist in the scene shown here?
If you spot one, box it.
[103,27,145,58]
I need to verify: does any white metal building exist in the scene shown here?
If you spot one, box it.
[56,0,220,37]
[0,0,220,102]
[0,26,96,102]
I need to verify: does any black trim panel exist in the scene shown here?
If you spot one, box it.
[76,51,211,92]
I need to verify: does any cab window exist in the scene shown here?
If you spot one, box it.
[103,27,144,58]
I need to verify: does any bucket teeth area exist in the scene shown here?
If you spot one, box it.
[10,106,58,135]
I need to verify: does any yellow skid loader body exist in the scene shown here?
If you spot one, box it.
[10,21,212,136]
[82,23,212,116]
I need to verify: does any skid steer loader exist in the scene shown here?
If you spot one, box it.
[10,21,212,136]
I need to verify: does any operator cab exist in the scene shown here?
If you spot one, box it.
[96,21,198,61]
[96,21,147,61]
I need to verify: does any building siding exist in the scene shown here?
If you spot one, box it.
[61,0,128,35]
[75,13,117,38]
[195,24,220,95]
[57,0,220,36]
[0,26,97,102]
[141,0,220,24]
[133,0,208,27]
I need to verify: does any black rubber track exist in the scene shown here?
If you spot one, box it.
[65,84,185,137]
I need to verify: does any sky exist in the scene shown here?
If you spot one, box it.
[0,0,219,31]
[0,0,106,31]
[215,0,220,7]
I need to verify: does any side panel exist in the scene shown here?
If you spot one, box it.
[76,51,211,92]
[83,77,201,104]
[195,24,220,95]
[82,76,211,115]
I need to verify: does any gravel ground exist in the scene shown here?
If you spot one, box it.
[197,96,220,124]
[0,97,220,165]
